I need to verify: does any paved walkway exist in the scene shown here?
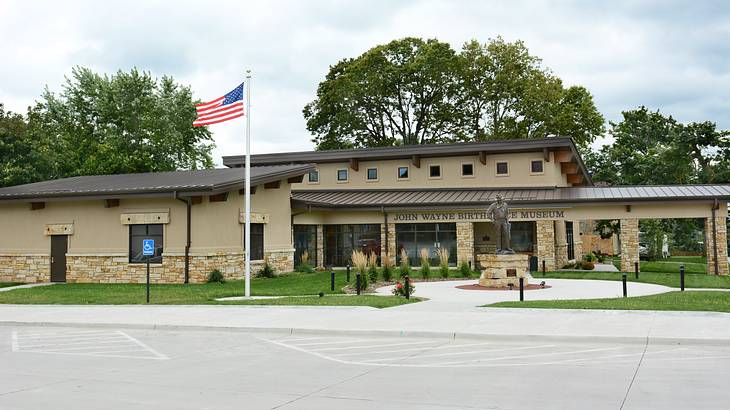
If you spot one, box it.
[0,283,56,292]
[375,277,672,312]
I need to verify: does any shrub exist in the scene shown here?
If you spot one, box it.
[368,252,379,283]
[562,261,576,269]
[296,250,315,273]
[206,269,225,283]
[459,260,472,278]
[381,253,394,282]
[399,248,411,278]
[436,248,450,279]
[583,252,597,263]
[258,256,277,278]
[391,280,415,297]
[581,261,595,270]
[351,250,369,291]
[419,248,431,279]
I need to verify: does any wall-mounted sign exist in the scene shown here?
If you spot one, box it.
[392,209,566,222]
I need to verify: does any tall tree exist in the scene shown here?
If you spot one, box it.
[305,37,604,149]
[30,67,214,178]
[0,104,46,187]
[304,38,460,149]
[456,38,604,146]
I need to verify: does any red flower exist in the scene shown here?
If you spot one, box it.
[396,282,403,289]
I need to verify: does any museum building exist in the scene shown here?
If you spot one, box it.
[0,137,728,284]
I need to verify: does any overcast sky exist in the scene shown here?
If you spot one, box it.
[1,0,729,165]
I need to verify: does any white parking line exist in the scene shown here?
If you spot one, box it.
[11,330,168,360]
[424,346,625,367]
[293,339,371,347]
[360,344,555,363]
[309,340,438,352]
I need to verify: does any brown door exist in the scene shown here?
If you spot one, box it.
[50,235,68,282]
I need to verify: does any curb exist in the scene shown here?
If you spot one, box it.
[1,320,728,346]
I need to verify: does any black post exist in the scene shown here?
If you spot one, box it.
[146,257,150,304]
[622,272,627,298]
[330,270,335,291]
[356,273,361,295]
[634,261,639,280]
[404,275,410,300]
[519,277,524,301]
[346,264,351,282]
[542,260,546,276]
[680,264,685,291]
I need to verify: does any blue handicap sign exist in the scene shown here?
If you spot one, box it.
[142,239,155,256]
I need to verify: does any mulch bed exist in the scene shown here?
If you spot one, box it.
[455,283,551,291]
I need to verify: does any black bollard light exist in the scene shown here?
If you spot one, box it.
[404,275,410,300]
[622,272,627,297]
[330,269,335,291]
[680,264,685,291]
[356,272,361,295]
[542,260,546,276]
[634,261,639,280]
[346,264,351,282]
[519,277,524,302]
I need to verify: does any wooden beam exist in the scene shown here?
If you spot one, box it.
[560,162,579,174]
[479,151,487,165]
[30,202,45,211]
[349,158,359,171]
[190,196,203,205]
[209,192,228,203]
[264,180,280,189]
[554,150,573,163]
[566,174,583,184]
[543,147,550,162]
[411,155,421,168]
[287,175,304,184]
[104,199,120,208]
[238,186,257,195]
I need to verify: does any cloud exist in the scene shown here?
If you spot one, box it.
[2,0,729,162]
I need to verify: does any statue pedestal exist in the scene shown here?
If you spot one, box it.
[476,254,529,288]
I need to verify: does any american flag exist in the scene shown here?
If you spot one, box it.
[193,83,245,126]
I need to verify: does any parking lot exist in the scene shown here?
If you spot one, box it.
[1,326,729,409]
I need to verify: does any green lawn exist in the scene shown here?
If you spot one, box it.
[219,295,420,308]
[0,282,22,289]
[601,255,707,273]
[534,270,730,289]
[0,271,416,307]
[488,291,730,313]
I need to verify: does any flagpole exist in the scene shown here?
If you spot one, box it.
[244,69,252,298]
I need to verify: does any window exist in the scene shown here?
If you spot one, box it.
[395,223,456,266]
[531,160,544,174]
[367,168,378,180]
[496,161,509,175]
[308,170,319,183]
[397,166,409,179]
[293,225,318,268]
[429,165,441,178]
[324,224,381,266]
[245,223,264,260]
[129,224,163,263]
[337,169,348,182]
[461,163,474,177]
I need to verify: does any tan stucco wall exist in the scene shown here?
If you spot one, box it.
[0,180,295,259]
[295,152,569,190]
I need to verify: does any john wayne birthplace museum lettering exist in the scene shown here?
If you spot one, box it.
[393,209,566,222]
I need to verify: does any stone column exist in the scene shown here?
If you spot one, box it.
[456,222,474,267]
[554,221,568,268]
[535,220,556,271]
[572,221,584,262]
[316,224,324,269]
[386,222,397,258]
[620,219,639,272]
[705,216,729,275]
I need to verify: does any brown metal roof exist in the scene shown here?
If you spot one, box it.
[0,164,315,201]
[291,185,730,209]
[223,137,593,186]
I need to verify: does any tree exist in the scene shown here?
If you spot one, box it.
[0,104,46,187]
[305,37,604,149]
[456,39,604,146]
[30,67,214,179]
[304,38,460,149]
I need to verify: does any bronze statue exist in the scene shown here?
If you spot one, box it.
[486,194,514,254]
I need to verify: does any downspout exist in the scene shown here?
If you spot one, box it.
[712,198,719,275]
[175,193,192,284]
[382,206,389,257]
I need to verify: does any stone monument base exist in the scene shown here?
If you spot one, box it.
[476,253,529,288]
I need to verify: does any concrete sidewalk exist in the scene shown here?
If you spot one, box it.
[1,303,729,345]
